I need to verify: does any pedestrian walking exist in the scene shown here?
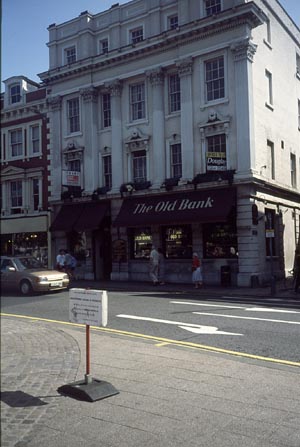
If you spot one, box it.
[56,249,66,271]
[65,251,77,279]
[149,245,159,285]
[192,252,203,288]
[158,247,165,285]
[294,250,300,293]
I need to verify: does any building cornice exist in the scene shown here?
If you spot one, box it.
[39,3,266,85]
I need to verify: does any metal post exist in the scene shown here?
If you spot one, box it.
[85,325,92,384]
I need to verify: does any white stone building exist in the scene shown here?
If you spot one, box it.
[39,0,300,286]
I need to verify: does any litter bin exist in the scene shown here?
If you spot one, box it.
[220,265,231,286]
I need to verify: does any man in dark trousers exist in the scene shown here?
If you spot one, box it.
[294,249,300,294]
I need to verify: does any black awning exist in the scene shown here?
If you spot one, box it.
[73,201,110,232]
[49,203,86,232]
[113,188,235,227]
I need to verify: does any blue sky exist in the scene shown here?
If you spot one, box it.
[2,0,300,90]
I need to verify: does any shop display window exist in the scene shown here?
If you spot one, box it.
[129,227,152,259]
[162,225,192,259]
[203,223,238,258]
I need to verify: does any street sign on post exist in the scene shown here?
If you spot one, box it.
[57,288,119,402]
[69,288,108,327]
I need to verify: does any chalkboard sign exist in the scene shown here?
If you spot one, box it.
[112,239,127,262]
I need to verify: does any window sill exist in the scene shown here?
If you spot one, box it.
[126,119,149,127]
[165,112,181,120]
[263,39,272,50]
[64,132,82,139]
[200,98,229,110]
[265,102,274,111]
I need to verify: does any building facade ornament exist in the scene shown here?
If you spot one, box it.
[125,128,150,152]
[176,57,193,77]
[47,95,62,111]
[231,39,257,63]
[107,80,123,97]
[80,87,98,102]
[148,68,164,86]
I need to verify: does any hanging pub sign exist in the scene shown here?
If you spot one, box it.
[62,170,81,187]
[206,151,227,171]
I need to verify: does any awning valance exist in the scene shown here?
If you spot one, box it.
[73,202,109,232]
[49,203,86,232]
[50,201,109,232]
[113,188,235,227]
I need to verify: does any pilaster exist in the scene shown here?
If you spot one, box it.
[231,38,257,178]
[177,57,194,181]
[148,68,165,188]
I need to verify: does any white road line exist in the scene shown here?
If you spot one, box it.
[170,301,245,309]
[170,301,300,314]
[116,314,243,335]
[193,311,300,325]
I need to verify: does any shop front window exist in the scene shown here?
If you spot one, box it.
[129,227,152,259]
[203,223,238,258]
[162,225,192,259]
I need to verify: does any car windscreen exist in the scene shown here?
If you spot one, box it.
[15,257,43,271]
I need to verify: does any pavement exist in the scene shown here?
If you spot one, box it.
[1,281,300,447]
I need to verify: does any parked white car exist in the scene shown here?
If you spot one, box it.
[0,256,69,295]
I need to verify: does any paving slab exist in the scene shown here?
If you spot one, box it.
[1,316,299,447]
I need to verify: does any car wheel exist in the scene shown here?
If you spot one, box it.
[20,280,33,296]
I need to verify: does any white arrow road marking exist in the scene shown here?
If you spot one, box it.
[116,314,243,336]
[170,301,300,314]
[178,326,242,335]
[193,312,300,325]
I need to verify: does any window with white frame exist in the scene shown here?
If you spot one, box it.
[64,46,76,64]
[205,57,225,102]
[130,83,146,121]
[168,15,178,30]
[10,129,23,158]
[266,19,272,45]
[265,69,273,106]
[103,155,112,189]
[170,143,182,178]
[169,74,181,113]
[9,83,21,104]
[102,93,111,128]
[32,178,40,211]
[267,140,275,179]
[133,150,147,183]
[67,98,80,133]
[290,153,297,188]
[130,27,143,44]
[206,134,227,171]
[99,38,108,54]
[68,159,81,172]
[296,53,300,77]
[10,180,23,213]
[205,0,221,16]
[30,125,40,154]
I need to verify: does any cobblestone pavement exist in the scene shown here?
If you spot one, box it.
[1,319,80,447]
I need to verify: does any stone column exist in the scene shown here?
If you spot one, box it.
[108,80,123,193]
[80,87,99,193]
[47,96,62,201]
[231,38,257,178]
[148,68,165,188]
[177,57,194,182]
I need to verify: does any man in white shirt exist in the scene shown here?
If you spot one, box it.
[56,249,66,271]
